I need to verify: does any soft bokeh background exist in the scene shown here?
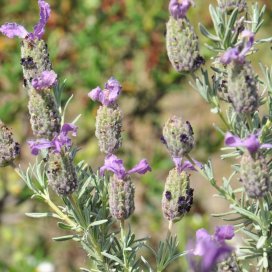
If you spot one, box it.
[0,0,271,271]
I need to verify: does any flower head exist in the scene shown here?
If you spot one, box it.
[100,154,151,180]
[0,0,51,40]
[225,132,272,154]
[88,77,122,107]
[169,0,193,19]
[32,70,57,90]
[28,123,77,155]
[188,226,234,272]
[220,30,254,65]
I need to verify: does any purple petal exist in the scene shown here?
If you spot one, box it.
[127,159,152,175]
[103,77,122,105]
[214,225,235,241]
[32,70,57,90]
[181,160,202,172]
[220,48,239,65]
[169,0,192,19]
[224,132,243,147]
[100,154,126,179]
[61,123,78,137]
[28,139,53,155]
[260,143,272,150]
[0,23,28,39]
[32,0,51,39]
[242,134,260,154]
[193,229,212,256]
[88,87,103,102]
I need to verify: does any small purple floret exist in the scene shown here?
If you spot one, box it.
[165,191,172,200]
[32,70,57,90]
[28,123,77,155]
[88,77,122,106]
[172,157,202,173]
[220,30,254,65]
[225,132,272,154]
[188,226,234,272]
[0,0,51,40]
[100,154,151,180]
[169,0,193,19]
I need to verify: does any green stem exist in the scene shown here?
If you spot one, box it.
[246,114,254,132]
[166,220,173,239]
[120,219,129,272]
[218,110,230,129]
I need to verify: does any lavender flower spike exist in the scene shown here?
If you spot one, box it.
[0,0,51,40]
[188,226,234,272]
[28,123,77,155]
[225,132,272,154]
[220,30,254,65]
[32,70,57,91]
[169,0,193,19]
[88,77,122,107]
[100,154,151,179]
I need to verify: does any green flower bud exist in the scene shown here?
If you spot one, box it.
[240,151,270,199]
[215,253,241,272]
[108,175,135,220]
[28,87,61,139]
[162,116,194,158]
[20,38,52,87]
[95,105,122,154]
[166,16,204,73]
[46,151,78,196]
[0,121,20,167]
[162,168,193,222]
[227,61,259,114]
[218,0,247,14]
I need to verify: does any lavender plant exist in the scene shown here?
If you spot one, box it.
[1,0,272,271]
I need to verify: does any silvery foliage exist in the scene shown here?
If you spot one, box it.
[194,3,272,271]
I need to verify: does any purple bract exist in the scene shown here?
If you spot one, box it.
[188,226,234,272]
[0,0,51,40]
[172,157,202,173]
[28,123,77,155]
[220,30,254,65]
[32,70,57,90]
[88,77,122,107]
[169,0,193,19]
[100,154,151,180]
[225,132,272,154]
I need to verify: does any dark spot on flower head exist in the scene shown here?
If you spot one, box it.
[160,135,167,145]
[178,206,186,214]
[165,191,172,200]
[186,188,194,196]
[23,78,27,87]
[194,55,205,69]
[178,196,186,205]
[185,205,192,212]
[180,134,189,143]
[186,121,194,135]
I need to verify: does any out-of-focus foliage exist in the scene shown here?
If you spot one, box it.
[0,0,271,271]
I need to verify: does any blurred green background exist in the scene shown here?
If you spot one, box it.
[0,0,271,271]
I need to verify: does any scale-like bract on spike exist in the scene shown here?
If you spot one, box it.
[21,39,52,87]
[217,0,247,14]
[162,116,194,158]
[240,151,271,199]
[0,121,20,167]
[166,16,204,73]
[227,61,259,114]
[46,151,78,196]
[108,175,135,220]
[28,87,61,139]
[215,253,241,272]
[95,105,122,154]
[162,169,193,222]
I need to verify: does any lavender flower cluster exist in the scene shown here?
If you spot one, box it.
[1,0,272,271]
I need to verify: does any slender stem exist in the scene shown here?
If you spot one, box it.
[166,220,173,239]
[120,219,129,272]
[44,195,79,230]
[246,114,254,132]
[218,110,230,129]
[185,154,207,180]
